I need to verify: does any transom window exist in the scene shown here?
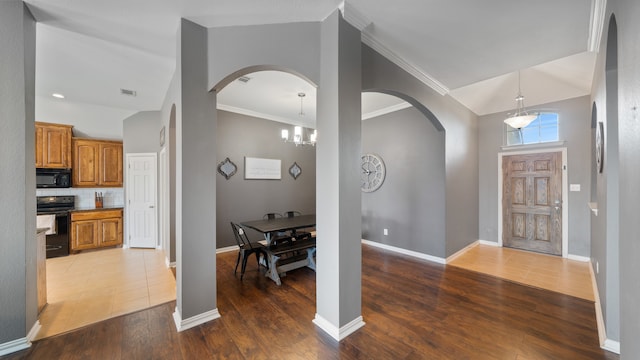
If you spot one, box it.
[505,113,559,146]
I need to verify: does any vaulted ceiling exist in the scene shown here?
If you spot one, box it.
[25,0,604,126]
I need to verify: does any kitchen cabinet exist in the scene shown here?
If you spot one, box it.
[35,122,73,169]
[70,209,123,252]
[72,138,123,187]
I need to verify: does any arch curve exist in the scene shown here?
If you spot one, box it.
[363,89,444,131]
[210,65,318,93]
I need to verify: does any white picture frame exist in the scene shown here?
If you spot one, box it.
[244,157,281,179]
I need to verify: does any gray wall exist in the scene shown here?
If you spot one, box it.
[0,0,36,346]
[123,111,161,154]
[592,0,640,355]
[177,19,218,320]
[362,45,479,258]
[216,110,316,247]
[361,106,446,256]
[614,0,640,355]
[478,96,592,257]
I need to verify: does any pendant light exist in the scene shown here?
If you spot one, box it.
[280,92,317,146]
[504,71,538,129]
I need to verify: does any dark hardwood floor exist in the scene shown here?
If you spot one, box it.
[4,244,617,359]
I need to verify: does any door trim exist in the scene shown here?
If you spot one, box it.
[498,147,568,258]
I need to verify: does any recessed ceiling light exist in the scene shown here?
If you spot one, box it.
[52,93,65,99]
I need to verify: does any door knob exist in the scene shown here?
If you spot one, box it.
[149,205,155,208]
[554,200,562,210]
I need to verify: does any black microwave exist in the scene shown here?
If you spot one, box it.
[36,168,72,188]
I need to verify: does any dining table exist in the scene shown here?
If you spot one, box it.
[241,214,316,285]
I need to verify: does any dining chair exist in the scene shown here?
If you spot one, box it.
[230,222,268,280]
[284,210,302,218]
[263,212,283,220]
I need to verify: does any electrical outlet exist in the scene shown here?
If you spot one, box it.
[383,228,388,236]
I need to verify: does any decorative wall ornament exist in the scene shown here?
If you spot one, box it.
[596,121,604,173]
[361,153,386,192]
[217,157,237,180]
[244,157,281,179]
[289,162,302,179]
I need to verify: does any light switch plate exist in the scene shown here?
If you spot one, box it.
[570,184,581,191]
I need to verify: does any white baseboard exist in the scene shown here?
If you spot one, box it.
[567,254,590,262]
[603,339,620,354]
[27,320,41,343]
[165,256,176,268]
[361,239,445,264]
[478,240,499,247]
[0,337,30,357]
[216,245,239,254]
[312,313,365,341]
[173,306,221,332]
[446,240,480,263]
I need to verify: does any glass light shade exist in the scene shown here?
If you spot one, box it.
[281,129,289,140]
[504,114,537,129]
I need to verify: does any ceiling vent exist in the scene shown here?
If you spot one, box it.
[120,88,137,97]
[237,76,251,83]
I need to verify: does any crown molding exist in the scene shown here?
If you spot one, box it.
[360,32,449,96]
[340,1,372,31]
[217,104,310,128]
[588,0,607,52]
[362,101,411,120]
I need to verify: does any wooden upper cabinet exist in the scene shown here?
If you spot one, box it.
[99,142,123,187]
[73,139,100,186]
[35,122,72,168]
[72,138,123,187]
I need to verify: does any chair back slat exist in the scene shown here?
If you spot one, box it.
[231,222,255,249]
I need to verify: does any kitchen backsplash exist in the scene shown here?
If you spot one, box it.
[36,188,125,208]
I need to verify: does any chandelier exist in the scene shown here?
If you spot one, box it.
[281,92,317,146]
[504,71,538,129]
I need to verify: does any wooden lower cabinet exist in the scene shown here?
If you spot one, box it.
[71,209,123,252]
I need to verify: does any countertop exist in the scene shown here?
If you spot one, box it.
[71,206,124,213]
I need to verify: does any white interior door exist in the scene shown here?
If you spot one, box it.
[127,153,157,248]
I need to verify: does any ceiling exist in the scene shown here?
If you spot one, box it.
[25,0,604,127]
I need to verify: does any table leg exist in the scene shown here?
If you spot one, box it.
[306,247,316,271]
[265,252,282,286]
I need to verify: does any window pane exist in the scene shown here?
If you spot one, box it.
[504,113,559,146]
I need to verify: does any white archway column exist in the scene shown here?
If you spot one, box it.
[313,11,365,340]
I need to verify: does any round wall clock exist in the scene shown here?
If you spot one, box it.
[361,153,386,192]
[596,122,604,173]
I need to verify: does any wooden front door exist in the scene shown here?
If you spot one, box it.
[502,151,562,255]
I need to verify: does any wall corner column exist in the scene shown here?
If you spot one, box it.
[172,18,220,331]
[314,11,364,341]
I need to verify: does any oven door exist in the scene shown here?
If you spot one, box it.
[40,212,70,258]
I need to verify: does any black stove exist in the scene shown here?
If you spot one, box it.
[37,195,75,215]
[37,196,75,258]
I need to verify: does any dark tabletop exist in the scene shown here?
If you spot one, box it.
[241,214,316,233]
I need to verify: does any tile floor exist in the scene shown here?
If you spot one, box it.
[448,243,595,301]
[36,248,176,340]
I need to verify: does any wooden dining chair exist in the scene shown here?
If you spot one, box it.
[230,222,268,280]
